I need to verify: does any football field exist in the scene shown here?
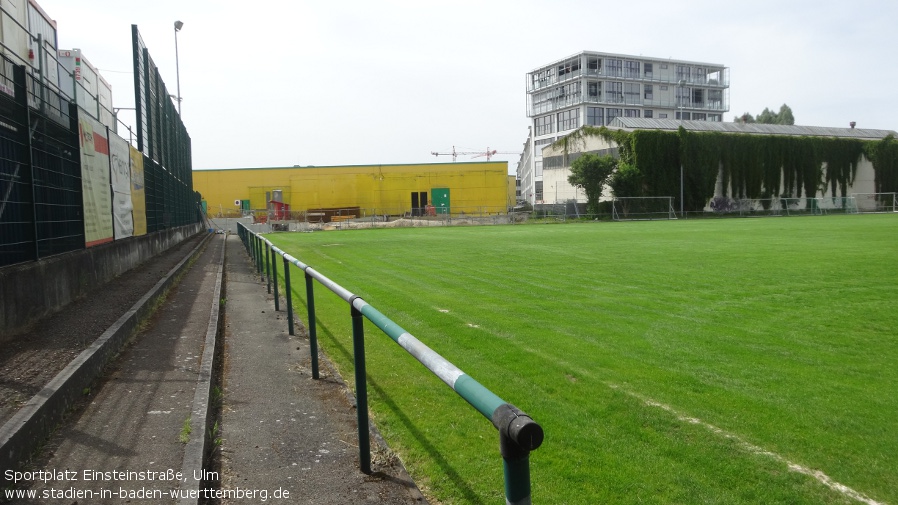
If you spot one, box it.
[267,214,897,504]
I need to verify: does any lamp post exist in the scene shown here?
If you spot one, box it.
[678,79,685,218]
[174,20,183,115]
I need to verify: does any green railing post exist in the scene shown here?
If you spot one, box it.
[271,244,280,312]
[249,233,255,267]
[283,256,294,336]
[254,234,260,269]
[494,403,543,505]
[256,235,263,280]
[252,234,258,275]
[350,298,371,474]
[265,242,272,293]
[305,272,320,379]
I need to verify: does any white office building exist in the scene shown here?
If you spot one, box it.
[517,51,729,204]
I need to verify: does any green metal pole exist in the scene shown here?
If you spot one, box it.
[502,443,532,505]
[494,404,542,505]
[283,256,294,336]
[265,242,271,293]
[271,245,280,312]
[251,234,257,273]
[350,301,371,474]
[251,234,257,269]
[305,272,319,379]
[256,236,263,279]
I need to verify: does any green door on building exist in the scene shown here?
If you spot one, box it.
[431,188,450,214]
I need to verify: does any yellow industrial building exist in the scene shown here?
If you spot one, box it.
[193,162,515,219]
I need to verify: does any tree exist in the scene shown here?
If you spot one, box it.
[734,104,795,125]
[608,162,642,198]
[776,104,795,125]
[568,153,617,215]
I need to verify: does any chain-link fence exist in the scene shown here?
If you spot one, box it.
[0,47,201,268]
[0,59,82,266]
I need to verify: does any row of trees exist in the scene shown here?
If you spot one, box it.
[734,104,795,125]
[566,128,898,215]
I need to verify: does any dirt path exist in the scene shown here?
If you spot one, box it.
[0,233,207,426]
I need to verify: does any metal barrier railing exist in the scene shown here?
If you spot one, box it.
[236,223,544,505]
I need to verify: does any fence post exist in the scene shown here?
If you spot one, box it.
[249,234,256,269]
[256,236,264,280]
[350,297,371,474]
[271,245,280,312]
[11,65,39,262]
[265,243,271,293]
[305,272,320,379]
[283,256,294,336]
[493,404,543,505]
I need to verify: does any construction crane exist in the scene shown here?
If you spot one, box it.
[431,146,518,162]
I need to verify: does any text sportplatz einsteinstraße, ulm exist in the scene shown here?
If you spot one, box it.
[3,468,291,502]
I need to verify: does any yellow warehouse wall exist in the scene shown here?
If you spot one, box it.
[193,162,512,217]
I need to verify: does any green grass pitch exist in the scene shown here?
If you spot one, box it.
[266,214,897,505]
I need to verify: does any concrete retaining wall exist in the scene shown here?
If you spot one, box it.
[0,224,203,340]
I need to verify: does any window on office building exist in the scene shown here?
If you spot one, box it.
[534,138,554,149]
[606,108,621,125]
[708,89,723,108]
[587,107,604,126]
[587,57,601,75]
[624,109,640,118]
[676,111,691,120]
[606,59,622,77]
[677,86,690,107]
[694,67,706,84]
[587,81,600,99]
[644,109,653,118]
[644,63,653,78]
[535,115,554,136]
[644,84,653,100]
[556,82,581,101]
[624,60,640,78]
[557,109,580,131]
[624,83,640,104]
[607,81,623,103]
[558,58,581,78]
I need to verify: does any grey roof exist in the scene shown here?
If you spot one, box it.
[608,117,897,140]
[529,51,726,73]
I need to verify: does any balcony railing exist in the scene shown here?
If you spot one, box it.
[529,94,729,117]
[528,68,729,92]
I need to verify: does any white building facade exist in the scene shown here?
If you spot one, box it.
[517,51,730,204]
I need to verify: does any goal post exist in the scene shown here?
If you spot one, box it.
[850,193,898,213]
[611,197,677,221]
[811,196,858,215]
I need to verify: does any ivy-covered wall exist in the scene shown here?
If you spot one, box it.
[865,135,898,194]
[570,127,898,211]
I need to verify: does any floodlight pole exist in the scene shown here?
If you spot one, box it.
[174,20,183,115]
[678,79,686,218]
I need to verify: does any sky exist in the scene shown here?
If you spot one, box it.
[36,0,898,173]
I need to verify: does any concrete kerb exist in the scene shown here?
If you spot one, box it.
[178,236,226,505]
[248,234,429,503]
[0,233,213,476]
